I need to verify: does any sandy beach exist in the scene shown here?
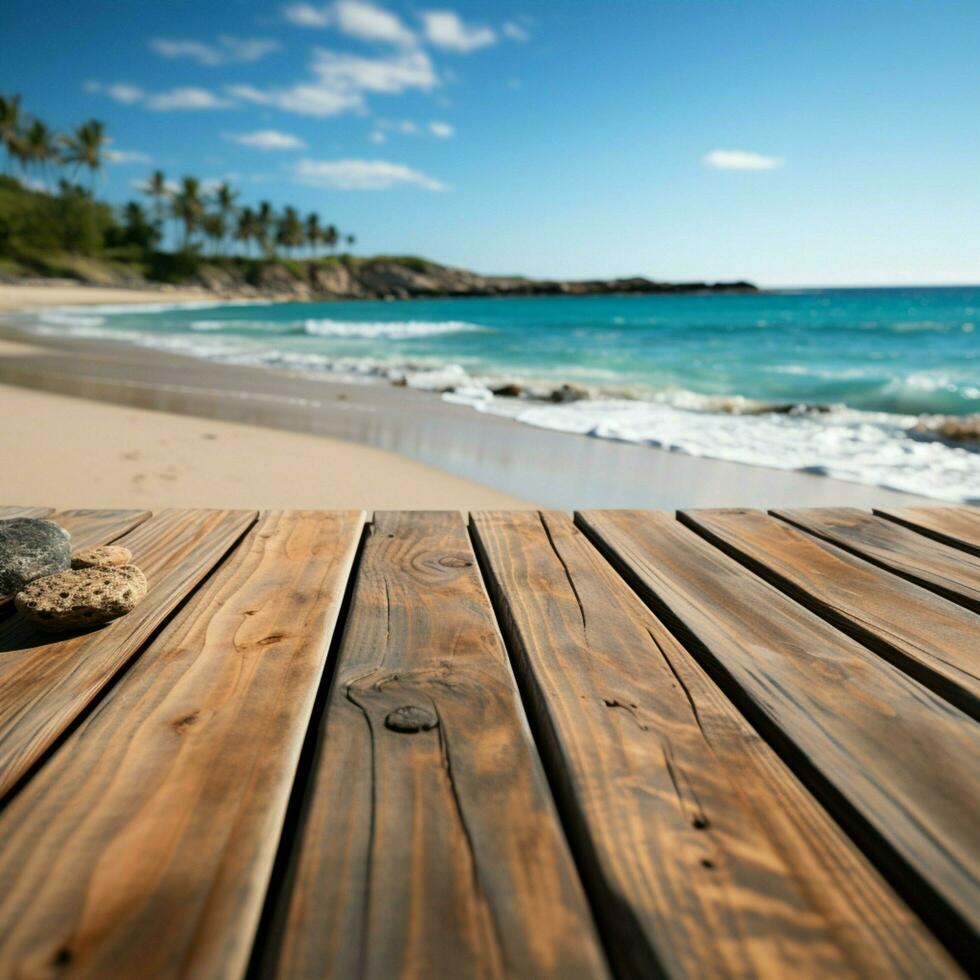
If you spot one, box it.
[0,381,530,510]
[0,284,940,511]
[0,283,222,312]
[0,285,532,509]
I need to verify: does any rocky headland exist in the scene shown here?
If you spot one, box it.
[2,255,758,302]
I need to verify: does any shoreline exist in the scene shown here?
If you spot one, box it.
[0,288,944,510]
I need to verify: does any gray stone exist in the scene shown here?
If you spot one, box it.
[0,518,71,597]
[15,564,148,632]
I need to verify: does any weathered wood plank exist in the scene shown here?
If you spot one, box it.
[0,508,256,800]
[682,508,980,721]
[578,509,980,963]
[0,511,364,980]
[266,511,608,979]
[773,507,980,612]
[874,506,980,557]
[54,508,151,550]
[472,510,958,978]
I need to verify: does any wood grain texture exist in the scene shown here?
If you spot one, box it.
[267,511,608,979]
[54,508,151,550]
[577,509,980,962]
[681,508,980,721]
[471,510,958,979]
[0,508,255,800]
[874,506,980,557]
[773,507,980,612]
[0,511,364,980]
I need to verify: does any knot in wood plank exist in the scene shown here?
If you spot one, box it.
[437,555,472,568]
[384,705,439,733]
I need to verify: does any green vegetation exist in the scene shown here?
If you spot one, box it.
[0,93,357,285]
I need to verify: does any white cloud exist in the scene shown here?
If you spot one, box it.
[86,81,231,111]
[226,81,364,117]
[146,87,234,111]
[284,1,416,45]
[703,149,784,171]
[377,118,419,134]
[312,48,437,93]
[106,149,153,164]
[132,176,179,194]
[374,118,451,138]
[293,158,446,190]
[225,129,307,150]
[421,10,496,52]
[224,48,436,118]
[221,36,282,61]
[502,20,530,42]
[334,1,416,46]
[84,81,145,105]
[283,3,332,27]
[149,35,280,66]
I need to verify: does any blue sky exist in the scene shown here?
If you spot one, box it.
[3,0,978,285]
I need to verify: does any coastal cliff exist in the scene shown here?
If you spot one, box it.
[3,254,757,301]
[200,257,757,300]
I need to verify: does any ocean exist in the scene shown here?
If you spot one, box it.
[22,285,980,502]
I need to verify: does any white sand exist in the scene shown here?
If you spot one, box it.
[0,283,221,312]
[0,383,532,511]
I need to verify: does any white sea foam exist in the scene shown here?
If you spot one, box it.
[302,318,485,339]
[81,299,274,315]
[449,391,980,502]
[38,311,106,329]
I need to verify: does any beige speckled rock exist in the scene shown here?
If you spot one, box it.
[15,565,148,632]
[71,545,134,569]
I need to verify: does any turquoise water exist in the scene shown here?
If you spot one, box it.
[24,285,980,500]
[37,285,980,414]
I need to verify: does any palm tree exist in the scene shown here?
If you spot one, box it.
[214,182,238,253]
[122,200,158,250]
[61,119,107,189]
[323,223,339,253]
[143,169,170,243]
[276,207,304,257]
[0,94,23,174]
[23,119,59,184]
[235,207,259,256]
[346,233,356,251]
[256,200,275,256]
[201,212,226,256]
[304,212,322,258]
[171,176,205,248]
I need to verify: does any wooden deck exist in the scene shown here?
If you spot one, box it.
[0,504,976,978]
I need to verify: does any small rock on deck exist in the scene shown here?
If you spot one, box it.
[0,504,976,978]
